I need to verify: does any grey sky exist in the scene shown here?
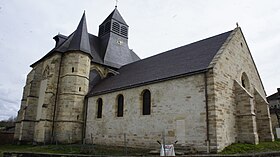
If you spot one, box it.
[0,0,279,120]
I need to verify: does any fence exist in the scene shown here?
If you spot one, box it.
[0,132,14,145]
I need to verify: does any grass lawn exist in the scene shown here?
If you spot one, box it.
[0,144,152,157]
[2,140,280,156]
[220,140,280,154]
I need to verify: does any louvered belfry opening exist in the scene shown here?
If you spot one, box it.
[99,20,128,38]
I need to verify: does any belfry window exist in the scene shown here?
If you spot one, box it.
[97,98,103,118]
[99,25,105,36]
[142,90,151,115]
[120,26,128,37]
[117,94,124,117]
[105,22,111,34]
[112,22,120,34]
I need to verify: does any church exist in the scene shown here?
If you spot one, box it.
[14,7,274,153]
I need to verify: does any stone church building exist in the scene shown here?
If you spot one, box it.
[14,8,274,152]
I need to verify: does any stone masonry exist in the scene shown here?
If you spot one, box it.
[15,51,91,144]
[206,27,274,151]
[14,8,274,154]
[85,27,274,153]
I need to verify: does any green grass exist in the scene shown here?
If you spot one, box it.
[220,140,280,154]
[0,144,152,157]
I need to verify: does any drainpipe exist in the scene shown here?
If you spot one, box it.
[204,72,210,153]
[51,53,63,143]
[82,96,88,144]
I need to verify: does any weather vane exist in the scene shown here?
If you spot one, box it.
[115,0,119,8]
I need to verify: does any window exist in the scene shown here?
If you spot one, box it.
[112,22,120,34]
[241,72,250,91]
[72,67,74,73]
[120,26,128,37]
[105,22,111,34]
[99,25,105,36]
[97,98,103,118]
[117,94,124,117]
[142,90,151,115]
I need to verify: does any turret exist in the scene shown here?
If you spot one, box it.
[53,12,92,143]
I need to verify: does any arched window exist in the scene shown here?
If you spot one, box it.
[112,22,120,34]
[117,94,124,117]
[241,72,250,91]
[43,65,50,78]
[142,90,151,115]
[97,98,103,118]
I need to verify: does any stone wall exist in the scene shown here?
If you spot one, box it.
[14,50,91,144]
[269,99,280,136]
[86,73,208,152]
[54,51,91,143]
[33,53,62,143]
[208,27,274,152]
[14,53,62,143]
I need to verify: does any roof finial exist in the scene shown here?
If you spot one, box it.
[236,22,239,28]
[115,0,118,8]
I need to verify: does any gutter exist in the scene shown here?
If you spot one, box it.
[204,71,210,153]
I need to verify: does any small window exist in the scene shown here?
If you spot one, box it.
[79,87,81,92]
[142,90,151,115]
[117,94,124,117]
[240,42,243,48]
[97,98,103,118]
[241,72,250,91]
[72,67,74,73]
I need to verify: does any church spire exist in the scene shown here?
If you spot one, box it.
[56,12,92,56]
[67,12,91,55]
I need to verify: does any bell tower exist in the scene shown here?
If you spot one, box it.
[98,7,137,68]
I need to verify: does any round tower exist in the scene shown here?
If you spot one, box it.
[52,12,92,143]
[55,51,91,143]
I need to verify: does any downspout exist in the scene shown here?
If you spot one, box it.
[204,71,210,153]
[51,53,63,143]
[82,96,89,144]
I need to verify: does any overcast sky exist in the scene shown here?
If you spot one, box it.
[0,0,279,120]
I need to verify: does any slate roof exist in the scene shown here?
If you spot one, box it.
[100,7,128,26]
[88,30,234,96]
[57,12,91,55]
[31,10,139,68]
[267,91,280,101]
